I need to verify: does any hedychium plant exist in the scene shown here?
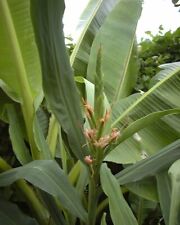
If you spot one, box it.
[0,0,180,225]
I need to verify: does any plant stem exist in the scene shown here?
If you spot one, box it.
[88,176,98,225]
[46,114,59,158]
[0,157,49,225]
[87,161,102,225]
[0,0,40,159]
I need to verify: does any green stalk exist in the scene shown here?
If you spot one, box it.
[46,114,59,158]
[0,157,49,225]
[0,0,39,159]
[88,176,98,225]
[87,162,102,225]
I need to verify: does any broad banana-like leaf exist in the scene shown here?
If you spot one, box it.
[168,159,180,225]
[149,62,180,87]
[0,0,42,107]
[0,200,38,225]
[156,171,171,225]
[30,0,88,161]
[105,137,142,164]
[126,177,158,202]
[87,0,142,102]
[112,62,180,127]
[100,163,138,225]
[0,160,87,222]
[70,0,117,76]
[116,139,180,184]
[106,63,180,163]
[114,109,180,145]
[6,104,32,164]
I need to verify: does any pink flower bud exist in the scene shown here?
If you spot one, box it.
[84,155,93,165]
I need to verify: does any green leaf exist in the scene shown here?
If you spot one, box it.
[156,171,171,225]
[0,160,87,222]
[40,191,66,225]
[33,115,51,159]
[87,0,142,102]
[168,159,180,225]
[71,0,117,76]
[6,104,32,165]
[112,62,180,127]
[116,139,180,185]
[115,109,180,144]
[107,62,180,163]
[0,200,38,225]
[104,137,142,164]
[126,178,158,202]
[0,0,42,106]
[30,0,88,161]
[100,163,138,225]
[149,62,180,88]
[94,45,105,121]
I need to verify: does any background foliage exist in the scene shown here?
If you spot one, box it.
[136,27,180,91]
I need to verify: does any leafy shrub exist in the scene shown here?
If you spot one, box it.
[136,27,180,91]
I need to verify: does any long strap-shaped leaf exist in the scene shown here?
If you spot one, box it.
[100,163,138,225]
[30,0,88,161]
[156,171,171,225]
[116,139,180,184]
[87,0,142,103]
[168,159,180,225]
[70,0,117,77]
[0,160,87,222]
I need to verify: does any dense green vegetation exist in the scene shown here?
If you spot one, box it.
[0,1,180,225]
[136,27,180,91]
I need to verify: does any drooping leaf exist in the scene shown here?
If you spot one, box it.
[100,163,138,225]
[0,160,87,222]
[168,159,180,225]
[87,0,142,102]
[70,0,117,76]
[6,104,32,164]
[30,0,88,161]
[0,200,38,225]
[116,139,180,185]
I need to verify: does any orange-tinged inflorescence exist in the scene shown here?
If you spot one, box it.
[82,99,94,119]
[83,101,120,165]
